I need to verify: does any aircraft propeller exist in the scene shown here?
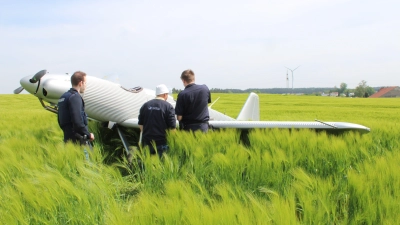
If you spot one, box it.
[13,69,47,94]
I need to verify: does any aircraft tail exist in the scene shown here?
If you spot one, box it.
[236,92,260,121]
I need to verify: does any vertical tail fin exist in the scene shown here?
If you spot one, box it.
[236,92,260,121]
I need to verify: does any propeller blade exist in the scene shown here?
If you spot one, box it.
[29,69,47,83]
[14,86,24,94]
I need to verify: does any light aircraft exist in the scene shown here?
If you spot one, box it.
[15,70,370,153]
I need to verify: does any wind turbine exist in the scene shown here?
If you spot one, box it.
[286,70,289,90]
[285,66,300,94]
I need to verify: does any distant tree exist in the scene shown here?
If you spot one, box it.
[331,86,338,94]
[172,88,182,94]
[365,86,375,97]
[355,80,367,97]
[339,82,347,95]
[207,87,353,95]
[354,80,375,97]
[345,89,350,97]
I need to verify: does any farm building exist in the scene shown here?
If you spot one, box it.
[369,86,400,98]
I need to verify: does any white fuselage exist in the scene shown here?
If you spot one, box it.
[20,74,235,128]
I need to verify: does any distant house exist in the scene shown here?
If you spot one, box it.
[369,86,400,98]
[330,92,339,97]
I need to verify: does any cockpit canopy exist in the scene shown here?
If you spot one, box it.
[121,86,143,93]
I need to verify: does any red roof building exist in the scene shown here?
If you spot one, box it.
[369,86,400,98]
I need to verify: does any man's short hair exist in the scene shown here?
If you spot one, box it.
[180,69,195,83]
[71,71,86,86]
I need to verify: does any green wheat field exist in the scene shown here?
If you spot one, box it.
[1,94,399,224]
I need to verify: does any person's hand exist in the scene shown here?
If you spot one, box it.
[90,133,95,141]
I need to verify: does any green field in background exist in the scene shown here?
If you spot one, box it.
[1,94,399,224]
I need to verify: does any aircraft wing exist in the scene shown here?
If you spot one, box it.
[119,118,370,133]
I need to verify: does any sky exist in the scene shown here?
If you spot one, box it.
[1,0,399,94]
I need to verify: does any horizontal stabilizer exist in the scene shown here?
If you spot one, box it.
[208,97,220,108]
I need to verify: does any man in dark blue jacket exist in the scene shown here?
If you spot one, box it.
[138,84,176,157]
[57,71,94,145]
[175,69,211,132]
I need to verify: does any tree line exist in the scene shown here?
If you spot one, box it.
[172,80,377,97]
[327,81,376,97]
